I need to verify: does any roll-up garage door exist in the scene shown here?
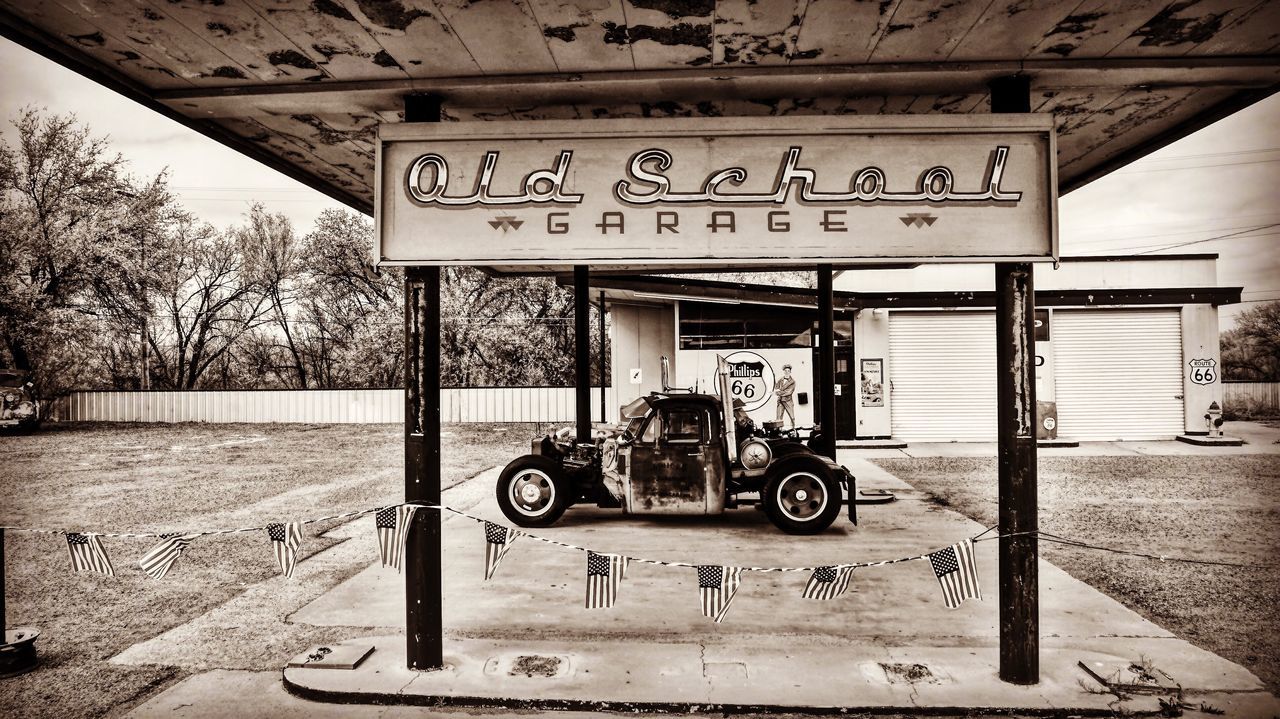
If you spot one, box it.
[1054,309,1183,440]
[889,312,996,442]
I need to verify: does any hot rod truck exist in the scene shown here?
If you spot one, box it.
[497,357,856,534]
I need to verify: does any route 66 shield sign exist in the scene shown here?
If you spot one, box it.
[1188,358,1217,386]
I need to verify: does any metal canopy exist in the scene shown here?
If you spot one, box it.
[2,0,1276,218]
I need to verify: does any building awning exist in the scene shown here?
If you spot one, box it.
[2,1,1275,227]
[572,271,1242,310]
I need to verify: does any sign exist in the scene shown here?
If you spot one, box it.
[1189,358,1217,385]
[377,116,1057,267]
[629,368,642,385]
[860,358,884,408]
[722,350,774,412]
[1034,308,1050,341]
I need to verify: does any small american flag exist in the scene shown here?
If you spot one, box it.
[66,532,114,576]
[484,521,521,580]
[927,539,981,609]
[697,565,742,623]
[267,522,302,578]
[375,505,418,571]
[585,551,628,609]
[802,565,855,600]
[139,533,198,580]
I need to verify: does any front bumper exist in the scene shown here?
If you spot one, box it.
[840,466,858,526]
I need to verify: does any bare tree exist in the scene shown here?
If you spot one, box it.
[146,214,266,389]
[237,203,308,387]
[1222,301,1280,381]
[0,107,167,399]
[295,208,402,388]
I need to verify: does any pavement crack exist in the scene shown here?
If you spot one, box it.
[397,670,421,695]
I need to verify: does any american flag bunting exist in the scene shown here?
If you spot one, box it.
[697,565,742,623]
[585,551,629,609]
[66,532,114,576]
[484,521,521,580]
[139,533,199,579]
[927,538,981,609]
[375,505,418,571]
[267,522,302,578]
[802,565,855,600]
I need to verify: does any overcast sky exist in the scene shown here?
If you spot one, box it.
[1,37,1276,327]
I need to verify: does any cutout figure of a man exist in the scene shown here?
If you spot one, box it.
[774,363,796,429]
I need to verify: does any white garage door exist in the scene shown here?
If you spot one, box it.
[890,312,997,442]
[1054,309,1184,440]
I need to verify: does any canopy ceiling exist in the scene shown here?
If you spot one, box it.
[2,0,1277,215]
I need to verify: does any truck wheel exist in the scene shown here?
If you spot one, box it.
[497,455,570,527]
[763,457,842,535]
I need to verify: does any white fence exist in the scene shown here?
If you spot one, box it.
[1223,382,1280,412]
[54,388,616,424]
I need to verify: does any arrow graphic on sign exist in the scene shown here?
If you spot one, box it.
[488,216,524,232]
[899,213,937,228]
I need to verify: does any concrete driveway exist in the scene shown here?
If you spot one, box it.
[121,443,1280,717]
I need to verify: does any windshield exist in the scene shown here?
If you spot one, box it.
[622,415,646,442]
[0,372,26,388]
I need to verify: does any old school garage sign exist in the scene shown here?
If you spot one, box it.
[376,116,1056,267]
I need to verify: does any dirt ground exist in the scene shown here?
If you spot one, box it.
[872,454,1280,696]
[0,422,532,719]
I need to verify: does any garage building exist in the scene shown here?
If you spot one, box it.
[592,254,1238,444]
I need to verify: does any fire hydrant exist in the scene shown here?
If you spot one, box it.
[1204,401,1224,438]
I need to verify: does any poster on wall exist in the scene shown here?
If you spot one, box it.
[861,359,884,407]
[678,348,813,428]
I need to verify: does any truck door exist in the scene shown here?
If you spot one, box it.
[626,407,718,514]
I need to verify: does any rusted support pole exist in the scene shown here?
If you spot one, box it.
[598,290,607,423]
[817,265,837,460]
[574,266,592,443]
[991,73,1039,686]
[403,94,443,672]
[995,262,1039,684]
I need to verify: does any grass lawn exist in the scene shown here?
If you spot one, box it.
[872,454,1280,695]
[0,421,532,719]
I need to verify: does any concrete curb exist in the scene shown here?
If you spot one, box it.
[280,667,1117,717]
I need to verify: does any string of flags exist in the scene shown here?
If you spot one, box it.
[3,500,1259,623]
[6,501,984,623]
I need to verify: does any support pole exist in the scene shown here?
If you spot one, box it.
[574,266,592,443]
[817,265,837,460]
[403,94,443,672]
[991,72,1039,686]
[598,291,607,423]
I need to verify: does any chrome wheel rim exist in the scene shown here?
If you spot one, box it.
[776,471,828,522]
[509,468,555,517]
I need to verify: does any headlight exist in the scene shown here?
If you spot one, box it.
[740,439,772,470]
[4,392,16,403]
[14,401,35,418]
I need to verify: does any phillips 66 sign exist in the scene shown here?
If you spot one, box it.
[376,115,1057,268]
